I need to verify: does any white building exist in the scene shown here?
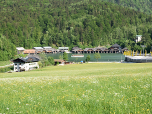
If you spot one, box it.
[13,57,39,72]
[135,35,142,43]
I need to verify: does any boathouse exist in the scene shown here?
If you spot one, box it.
[23,49,36,55]
[43,46,57,53]
[43,46,52,53]
[84,48,95,53]
[109,44,121,53]
[94,47,106,53]
[13,57,39,72]
[72,47,83,53]
[33,47,43,54]
[59,47,69,52]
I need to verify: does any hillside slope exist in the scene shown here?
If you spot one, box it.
[102,0,152,15]
[0,0,152,60]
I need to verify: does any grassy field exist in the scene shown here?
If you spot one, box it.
[0,63,151,113]
[0,61,12,67]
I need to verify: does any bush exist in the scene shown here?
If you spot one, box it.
[38,61,42,68]
[86,55,90,62]
[56,61,59,66]
[48,57,54,65]
[0,66,13,73]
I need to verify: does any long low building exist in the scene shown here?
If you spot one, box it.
[72,44,127,54]
[22,44,127,55]
[125,56,152,63]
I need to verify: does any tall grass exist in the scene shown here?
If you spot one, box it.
[0,63,151,113]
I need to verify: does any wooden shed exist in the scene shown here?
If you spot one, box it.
[54,59,65,65]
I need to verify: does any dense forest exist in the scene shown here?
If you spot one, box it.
[103,0,152,15]
[1,0,152,60]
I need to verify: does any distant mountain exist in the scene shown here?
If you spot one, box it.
[0,0,152,60]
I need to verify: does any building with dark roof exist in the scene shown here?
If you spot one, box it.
[109,44,122,53]
[72,47,83,53]
[13,57,39,72]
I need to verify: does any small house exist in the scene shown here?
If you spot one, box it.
[109,44,121,53]
[13,57,40,72]
[16,47,25,54]
[135,35,142,43]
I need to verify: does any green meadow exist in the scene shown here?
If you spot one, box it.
[0,63,151,114]
[0,61,12,67]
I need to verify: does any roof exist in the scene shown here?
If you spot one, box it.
[59,47,69,50]
[43,46,52,49]
[13,57,39,63]
[16,47,25,51]
[72,46,79,50]
[33,47,43,49]
[72,47,83,51]
[94,47,106,51]
[123,47,128,50]
[50,48,57,51]
[24,49,35,54]
[84,48,96,51]
[54,59,65,62]
[110,44,121,48]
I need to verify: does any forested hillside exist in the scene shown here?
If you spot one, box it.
[1,0,152,60]
[102,0,152,15]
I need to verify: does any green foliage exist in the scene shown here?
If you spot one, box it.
[56,61,59,66]
[0,61,12,66]
[1,0,152,60]
[38,61,43,68]
[63,52,68,61]
[38,52,49,67]
[0,34,17,61]
[14,54,28,59]
[86,55,90,62]
[0,66,13,73]
[48,57,55,65]
[94,53,101,62]
[102,0,152,15]
[59,55,63,60]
